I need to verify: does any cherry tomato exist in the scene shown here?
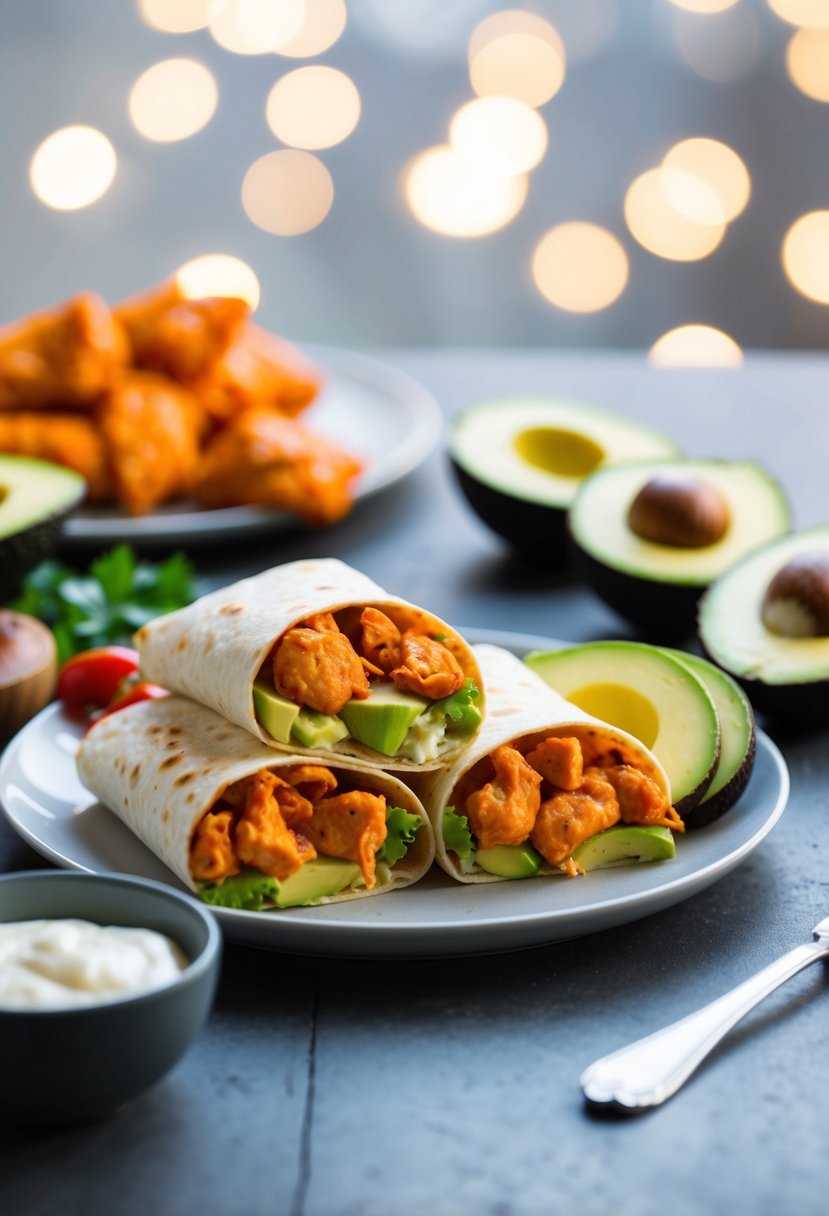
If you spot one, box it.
[93,680,169,723]
[57,646,141,715]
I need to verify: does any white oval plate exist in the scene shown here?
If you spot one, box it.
[0,630,789,957]
[62,345,444,545]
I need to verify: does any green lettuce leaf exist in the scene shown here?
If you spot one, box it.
[198,870,280,911]
[431,678,481,735]
[377,805,423,865]
[442,805,474,858]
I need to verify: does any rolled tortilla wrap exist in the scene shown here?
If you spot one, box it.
[412,644,674,883]
[76,694,434,907]
[134,558,484,771]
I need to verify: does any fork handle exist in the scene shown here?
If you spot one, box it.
[581,938,829,1111]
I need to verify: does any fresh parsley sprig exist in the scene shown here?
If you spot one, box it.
[8,544,196,663]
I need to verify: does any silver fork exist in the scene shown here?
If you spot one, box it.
[581,915,829,1112]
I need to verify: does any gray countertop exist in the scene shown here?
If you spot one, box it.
[2,350,829,1216]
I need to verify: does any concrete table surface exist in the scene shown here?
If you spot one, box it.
[2,350,828,1216]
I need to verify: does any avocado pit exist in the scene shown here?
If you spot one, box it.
[761,550,829,638]
[627,472,730,549]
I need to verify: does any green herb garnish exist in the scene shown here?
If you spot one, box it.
[8,544,196,663]
[442,805,474,858]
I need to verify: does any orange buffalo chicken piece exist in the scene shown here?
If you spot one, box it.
[302,790,388,890]
[115,280,248,383]
[530,770,621,870]
[595,765,685,832]
[465,744,542,852]
[0,292,128,411]
[391,630,465,701]
[194,323,322,423]
[98,371,202,514]
[359,607,402,674]
[193,409,362,526]
[190,810,239,883]
[525,736,584,791]
[234,771,317,881]
[0,411,112,500]
[272,623,369,715]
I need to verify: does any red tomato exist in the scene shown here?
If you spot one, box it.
[86,681,169,730]
[57,646,141,715]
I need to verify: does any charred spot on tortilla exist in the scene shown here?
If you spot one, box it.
[162,809,170,823]
[219,604,245,616]
[130,763,141,786]
[160,753,182,769]
[176,638,188,651]
[173,771,196,786]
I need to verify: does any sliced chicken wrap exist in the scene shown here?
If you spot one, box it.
[135,558,484,772]
[412,644,683,884]
[76,695,434,911]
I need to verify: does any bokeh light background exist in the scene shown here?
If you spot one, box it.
[2,0,829,363]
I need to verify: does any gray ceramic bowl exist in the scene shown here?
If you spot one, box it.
[0,870,222,1125]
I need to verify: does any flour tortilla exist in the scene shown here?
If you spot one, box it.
[135,558,483,771]
[76,694,434,903]
[411,643,670,883]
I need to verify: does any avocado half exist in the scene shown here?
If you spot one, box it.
[698,525,829,723]
[662,648,756,827]
[524,641,720,822]
[450,398,679,562]
[569,458,790,636]
[0,456,86,600]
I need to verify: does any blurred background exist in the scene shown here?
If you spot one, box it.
[1,0,828,360]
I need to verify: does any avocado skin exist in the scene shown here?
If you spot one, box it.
[1,509,75,601]
[451,459,570,565]
[571,539,701,638]
[682,725,756,828]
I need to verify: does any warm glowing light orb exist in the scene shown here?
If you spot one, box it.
[624,167,726,261]
[662,138,750,223]
[175,254,260,309]
[666,0,739,11]
[449,96,547,178]
[210,0,304,54]
[266,66,360,150]
[30,125,117,211]
[769,0,829,27]
[531,222,629,313]
[649,325,743,367]
[138,0,225,33]
[468,10,566,108]
[786,28,829,101]
[782,211,829,304]
[403,144,528,238]
[129,59,218,143]
[242,150,334,235]
[277,0,347,56]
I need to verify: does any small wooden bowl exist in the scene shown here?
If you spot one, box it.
[0,611,57,747]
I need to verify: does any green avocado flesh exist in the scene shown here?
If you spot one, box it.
[0,456,86,597]
[569,459,789,587]
[253,679,300,744]
[571,825,676,870]
[524,642,720,817]
[698,526,829,687]
[662,648,755,809]
[291,708,349,749]
[273,858,362,907]
[340,685,428,756]
[476,844,543,879]
[451,398,679,511]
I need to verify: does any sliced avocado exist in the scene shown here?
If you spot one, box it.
[449,398,678,562]
[572,825,676,870]
[524,641,720,821]
[340,684,429,757]
[476,843,543,879]
[698,525,829,723]
[662,648,756,827]
[0,456,86,600]
[291,708,349,749]
[273,857,363,907]
[569,458,790,635]
[253,678,300,744]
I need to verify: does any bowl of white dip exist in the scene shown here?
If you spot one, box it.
[0,870,221,1124]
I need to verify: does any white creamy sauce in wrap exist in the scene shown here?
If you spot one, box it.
[0,919,188,1011]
